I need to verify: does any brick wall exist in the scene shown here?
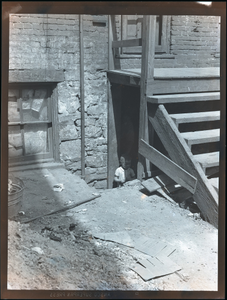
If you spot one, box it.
[9,14,220,188]
[114,15,220,69]
[9,14,108,189]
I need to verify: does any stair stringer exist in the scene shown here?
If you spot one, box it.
[147,103,218,228]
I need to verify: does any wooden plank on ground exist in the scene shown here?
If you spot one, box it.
[148,103,218,228]
[112,38,142,48]
[157,188,177,205]
[139,139,197,194]
[148,92,220,104]
[142,174,176,193]
[93,231,134,247]
[133,237,176,258]
[131,256,181,281]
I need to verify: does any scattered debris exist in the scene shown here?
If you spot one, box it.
[53,183,64,192]
[18,211,25,215]
[69,223,76,231]
[31,247,44,255]
[49,232,62,242]
[131,255,181,281]
[21,194,101,224]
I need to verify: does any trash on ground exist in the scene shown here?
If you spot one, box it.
[92,193,100,196]
[69,223,76,231]
[49,232,62,242]
[31,247,44,255]
[65,212,74,217]
[131,254,181,281]
[18,211,25,215]
[53,184,64,192]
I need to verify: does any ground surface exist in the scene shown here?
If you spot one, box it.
[7,166,218,291]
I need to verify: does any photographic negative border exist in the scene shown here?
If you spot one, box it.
[1,1,226,299]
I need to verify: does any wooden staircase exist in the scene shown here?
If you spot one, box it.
[107,15,220,228]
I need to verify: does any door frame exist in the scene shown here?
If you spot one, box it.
[8,82,60,166]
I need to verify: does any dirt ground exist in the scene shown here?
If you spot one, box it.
[7,165,218,291]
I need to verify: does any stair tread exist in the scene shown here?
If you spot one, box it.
[181,129,220,145]
[170,111,220,124]
[147,92,220,104]
[194,151,219,168]
[208,177,219,191]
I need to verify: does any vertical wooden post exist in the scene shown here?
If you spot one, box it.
[80,14,85,180]
[107,15,120,188]
[137,15,156,180]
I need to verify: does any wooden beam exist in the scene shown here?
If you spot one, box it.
[51,86,60,162]
[137,15,156,180]
[112,38,142,48]
[109,15,121,70]
[107,16,121,188]
[139,139,197,194]
[79,14,85,180]
[147,78,220,95]
[107,71,140,86]
[148,103,218,228]
[148,92,220,104]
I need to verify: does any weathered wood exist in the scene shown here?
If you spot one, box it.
[107,16,121,188]
[194,151,219,169]
[141,174,175,193]
[110,15,121,70]
[47,94,53,157]
[137,15,156,180]
[112,38,142,48]
[132,256,181,281]
[170,111,220,125]
[8,121,51,126]
[139,139,197,194]
[107,71,140,86]
[80,15,85,180]
[147,78,220,95]
[148,103,218,228]
[51,86,60,162]
[148,92,220,104]
[181,129,220,147]
[108,67,220,79]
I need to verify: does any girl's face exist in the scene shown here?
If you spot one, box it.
[120,156,126,169]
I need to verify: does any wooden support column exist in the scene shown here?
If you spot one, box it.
[110,15,121,70]
[107,15,120,188]
[137,15,156,180]
[148,103,218,228]
[79,14,85,180]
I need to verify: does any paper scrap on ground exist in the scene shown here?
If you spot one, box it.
[53,183,64,192]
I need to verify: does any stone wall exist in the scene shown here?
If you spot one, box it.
[9,14,108,188]
[9,14,220,189]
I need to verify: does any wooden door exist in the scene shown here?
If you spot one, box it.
[8,84,54,165]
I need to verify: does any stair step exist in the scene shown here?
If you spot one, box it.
[194,151,219,169]
[170,111,220,126]
[208,177,219,192]
[181,129,220,147]
[147,92,220,104]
